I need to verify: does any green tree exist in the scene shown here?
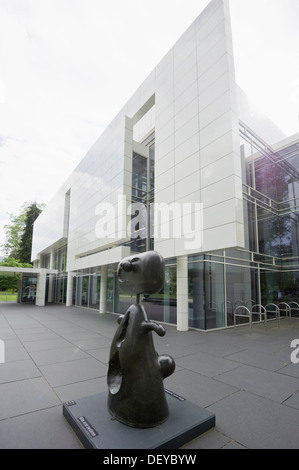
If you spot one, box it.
[17,202,44,263]
[2,203,27,259]
[2,202,45,262]
[0,257,33,291]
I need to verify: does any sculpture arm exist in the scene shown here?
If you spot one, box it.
[141,320,165,337]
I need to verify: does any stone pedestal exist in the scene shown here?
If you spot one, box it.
[63,391,215,449]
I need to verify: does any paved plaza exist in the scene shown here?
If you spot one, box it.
[0,302,298,449]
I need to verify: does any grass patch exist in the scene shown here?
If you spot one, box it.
[0,291,17,301]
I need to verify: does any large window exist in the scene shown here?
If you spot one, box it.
[54,276,67,303]
[241,126,299,261]
[128,133,155,253]
[240,124,299,309]
[53,246,67,273]
[74,268,116,311]
[130,152,148,252]
[188,256,225,330]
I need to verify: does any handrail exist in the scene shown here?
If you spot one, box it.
[252,304,267,328]
[233,306,252,334]
[288,302,299,321]
[234,304,269,335]
[265,303,280,328]
[233,301,295,332]
[234,300,245,309]
[277,302,291,324]
[252,303,266,312]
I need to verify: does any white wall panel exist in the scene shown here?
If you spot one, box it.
[201,175,242,208]
[174,133,200,164]
[33,0,246,267]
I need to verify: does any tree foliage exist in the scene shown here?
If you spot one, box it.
[2,202,45,263]
[2,203,27,259]
[0,257,33,291]
[18,203,44,263]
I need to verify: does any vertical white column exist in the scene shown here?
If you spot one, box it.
[77,277,82,306]
[91,275,97,306]
[36,269,47,306]
[48,250,55,303]
[99,265,107,314]
[66,271,74,307]
[177,256,189,331]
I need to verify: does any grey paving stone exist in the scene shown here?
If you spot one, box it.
[14,327,51,335]
[193,336,248,357]
[5,318,42,329]
[164,368,239,408]
[207,390,299,449]
[0,406,82,449]
[0,327,17,340]
[69,336,112,350]
[86,347,110,364]
[278,363,299,378]
[22,337,73,352]
[1,302,298,449]
[150,341,207,360]
[3,339,31,362]
[14,330,60,342]
[175,351,241,377]
[39,357,107,387]
[283,390,299,410]
[222,440,247,449]
[0,359,41,383]
[54,376,108,402]
[215,364,299,403]
[225,348,289,371]
[156,329,209,348]
[0,377,60,420]
[181,429,231,449]
[29,346,90,366]
[59,330,102,341]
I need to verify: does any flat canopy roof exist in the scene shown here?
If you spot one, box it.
[0,267,58,277]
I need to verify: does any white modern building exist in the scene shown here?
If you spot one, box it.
[29,0,299,331]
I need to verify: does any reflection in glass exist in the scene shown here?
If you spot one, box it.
[89,275,100,310]
[188,260,225,330]
[225,264,258,326]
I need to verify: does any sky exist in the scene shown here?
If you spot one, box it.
[0,0,299,257]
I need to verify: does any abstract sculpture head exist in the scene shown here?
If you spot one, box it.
[117,250,165,296]
[107,251,175,428]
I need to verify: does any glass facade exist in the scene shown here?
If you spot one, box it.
[184,124,299,330]
[19,275,37,303]
[124,132,155,253]
[54,276,67,303]
[241,124,299,306]
[130,152,148,252]
[44,246,68,304]
[45,124,299,331]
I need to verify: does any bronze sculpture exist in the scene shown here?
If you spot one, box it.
[107,251,175,428]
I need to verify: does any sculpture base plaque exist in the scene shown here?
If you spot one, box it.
[63,391,215,449]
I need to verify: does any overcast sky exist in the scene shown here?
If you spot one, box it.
[1,0,299,257]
